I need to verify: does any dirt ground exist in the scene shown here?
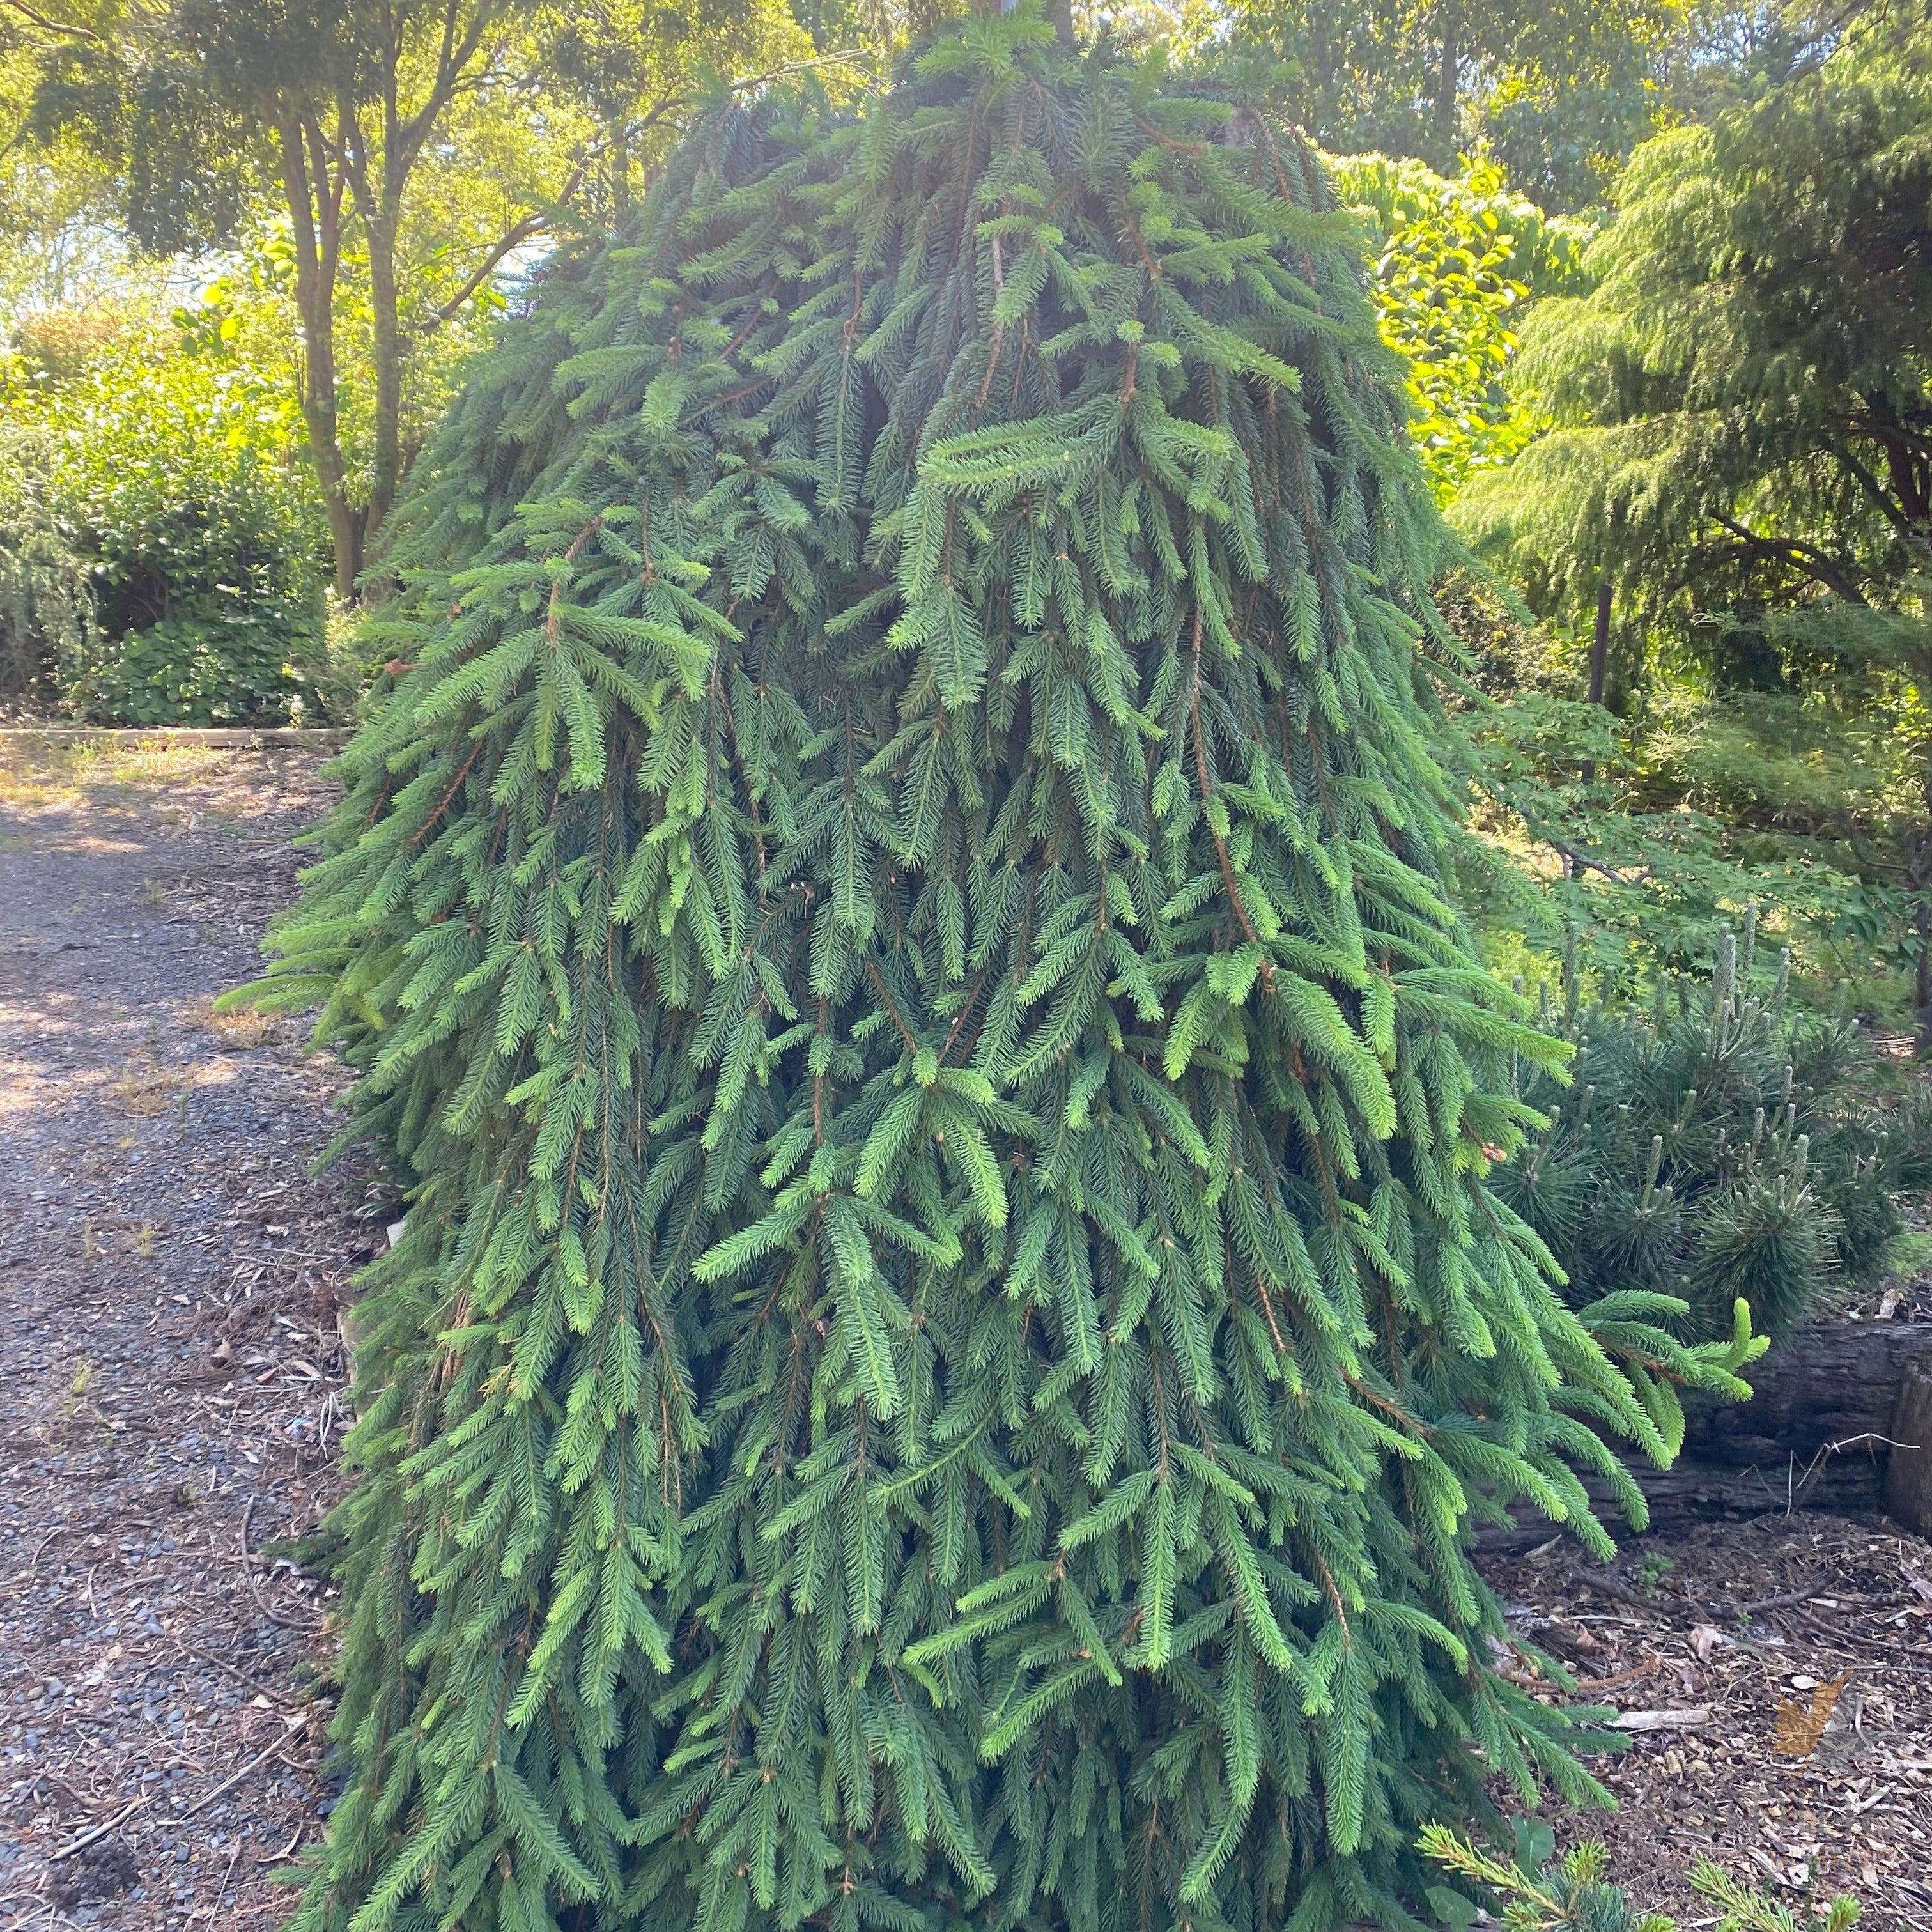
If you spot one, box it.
[0,738,1928,1932]
[0,740,378,1931]
[1485,1513,1932,1929]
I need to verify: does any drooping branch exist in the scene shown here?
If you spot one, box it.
[1856,394,1932,530]
[1706,511,1870,603]
[420,215,547,332]
[0,0,100,39]
[1529,824,1655,886]
[1832,442,1920,543]
[419,147,598,336]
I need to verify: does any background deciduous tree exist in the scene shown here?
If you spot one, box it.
[1147,0,1872,213]
[6,0,811,594]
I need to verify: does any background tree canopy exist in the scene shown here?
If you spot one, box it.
[1458,0,1932,1030]
[6,0,816,596]
[0,0,1918,1019]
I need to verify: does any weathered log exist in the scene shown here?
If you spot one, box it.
[1885,1362,1932,1537]
[1476,1317,1932,1552]
[1679,1316,1932,1469]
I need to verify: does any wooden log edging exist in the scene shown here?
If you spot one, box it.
[1478,1317,1932,1551]
[1887,1361,1932,1534]
[1680,1315,1932,1472]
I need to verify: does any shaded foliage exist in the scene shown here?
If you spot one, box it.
[1455,1,1932,1021]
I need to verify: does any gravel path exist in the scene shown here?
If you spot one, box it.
[0,743,383,1931]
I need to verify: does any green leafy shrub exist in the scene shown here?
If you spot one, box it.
[0,310,327,723]
[1439,583,1926,1030]
[1422,1818,1860,1932]
[85,605,309,725]
[1329,150,1591,501]
[1497,918,1928,1343]
[1634,688,1916,844]
[1453,6,1932,1036]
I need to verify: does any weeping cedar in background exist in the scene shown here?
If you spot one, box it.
[252,11,1760,1931]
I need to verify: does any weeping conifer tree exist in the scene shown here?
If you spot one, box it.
[255,12,1761,1931]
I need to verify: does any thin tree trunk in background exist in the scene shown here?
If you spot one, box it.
[1587,580,1611,706]
[1581,577,1611,784]
[277,107,363,599]
[337,88,405,545]
[344,8,497,567]
[1915,798,1932,1053]
[1434,7,1460,167]
[1917,671,1932,1052]
[1917,892,1932,1053]
[1312,17,1336,135]
[365,206,403,533]
[609,122,631,213]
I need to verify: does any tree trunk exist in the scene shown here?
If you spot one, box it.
[609,120,631,215]
[1311,18,1336,137]
[1915,867,1932,1052]
[1580,578,1610,783]
[276,107,364,600]
[1586,580,1610,707]
[366,205,404,535]
[1434,7,1460,169]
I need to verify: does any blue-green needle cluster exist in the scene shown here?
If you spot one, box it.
[254,13,1761,1930]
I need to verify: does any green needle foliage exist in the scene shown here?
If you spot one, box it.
[1497,918,1931,1345]
[1458,0,1932,635]
[1421,1818,1860,1932]
[250,12,1762,1931]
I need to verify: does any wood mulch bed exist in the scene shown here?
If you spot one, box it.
[1477,1505,1932,1928]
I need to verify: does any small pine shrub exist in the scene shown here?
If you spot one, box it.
[1497,915,1928,1345]
[1421,1818,1860,1932]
